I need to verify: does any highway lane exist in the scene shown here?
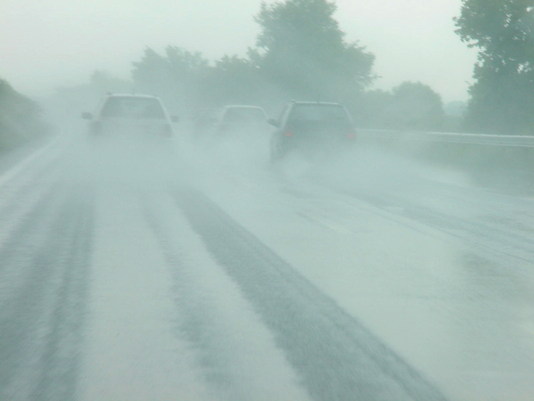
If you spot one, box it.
[0,138,533,400]
[189,145,534,401]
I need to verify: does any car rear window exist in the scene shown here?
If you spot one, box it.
[101,97,166,119]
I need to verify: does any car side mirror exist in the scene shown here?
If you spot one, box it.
[81,112,93,120]
[171,115,179,123]
[268,118,279,127]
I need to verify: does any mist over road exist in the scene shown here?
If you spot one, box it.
[1,134,533,401]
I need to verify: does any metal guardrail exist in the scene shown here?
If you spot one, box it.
[358,129,534,148]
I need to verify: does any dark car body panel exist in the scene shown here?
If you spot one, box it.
[270,102,356,161]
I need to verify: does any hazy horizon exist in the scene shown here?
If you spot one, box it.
[1,0,476,102]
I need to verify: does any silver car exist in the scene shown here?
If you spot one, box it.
[83,94,177,139]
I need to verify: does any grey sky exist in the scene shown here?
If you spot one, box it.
[0,0,476,102]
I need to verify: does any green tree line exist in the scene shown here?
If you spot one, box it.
[129,0,534,134]
[16,0,534,141]
[456,0,534,134]
[0,79,48,151]
[69,0,446,131]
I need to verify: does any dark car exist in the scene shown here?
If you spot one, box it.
[82,94,177,139]
[269,101,356,162]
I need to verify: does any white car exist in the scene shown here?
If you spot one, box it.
[83,94,178,139]
[212,105,269,137]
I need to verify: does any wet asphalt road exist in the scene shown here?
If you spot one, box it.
[1,137,533,401]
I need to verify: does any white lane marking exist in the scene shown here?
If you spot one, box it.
[0,137,60,189]
[79,189,211,401]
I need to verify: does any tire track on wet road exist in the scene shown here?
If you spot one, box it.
[0,184,95,401]
[143,192,312,401]
[174,188,449,401]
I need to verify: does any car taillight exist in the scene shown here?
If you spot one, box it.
[284,131,293,137]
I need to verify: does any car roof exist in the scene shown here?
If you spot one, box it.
[96,93,169,118]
